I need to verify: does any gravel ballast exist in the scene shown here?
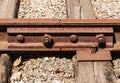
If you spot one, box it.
[92,0,120,19]
[18,0,67,19]
[10,52,75,83]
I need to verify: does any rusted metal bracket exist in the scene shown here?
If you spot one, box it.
[0,19,120,61]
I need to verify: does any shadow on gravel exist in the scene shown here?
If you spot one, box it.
[9,51,76,64]
[111,51,120,60]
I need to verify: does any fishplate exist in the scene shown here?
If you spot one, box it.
[0,19,120,61]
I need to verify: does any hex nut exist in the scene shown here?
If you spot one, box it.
[96,34,106,48]
[97,37,106,48]
[42,34,54,48]
[98,38,105,44]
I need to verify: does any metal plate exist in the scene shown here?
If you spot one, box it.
[77,50,112,61]
[0,19,119,60]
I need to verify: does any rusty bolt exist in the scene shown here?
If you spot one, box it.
[16,34,25,43]
[96,34,106,48]
[70,34,78,43]
[43,37,52,45]
[91,45,98,53]
[98,38,105,44]
[43,34,54,48]
[97,37,106,48]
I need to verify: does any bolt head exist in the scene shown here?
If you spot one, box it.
[43,34,54,48]
[91,45,98,53]
[70,35,78,43]
[43,37,52,45]
[97,37,106,48]
[98,38,105,44]
[16,34,25,43]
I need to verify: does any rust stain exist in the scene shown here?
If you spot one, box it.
[0,19,119,60]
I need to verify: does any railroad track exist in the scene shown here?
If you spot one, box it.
[0,0,120,83]
[0,19,119,58]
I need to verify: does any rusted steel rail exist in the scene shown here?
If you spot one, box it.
[0,19,120,61]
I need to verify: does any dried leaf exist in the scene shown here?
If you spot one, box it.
[13,56,21,67]
[13,66,22,72]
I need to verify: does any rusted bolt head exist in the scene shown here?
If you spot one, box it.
[91,45,98,53]
[43,34,54,48]
[16,34,25,43]
[43,37,52,45]
[96,34,106,48]
[98,37,106,48]
[98,38,105,44]
[70,34,78,43]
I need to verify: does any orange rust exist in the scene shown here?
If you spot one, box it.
[0,19,119,26]
[0,19,120,60]
[7,27,113,33]
[77,50,112,61]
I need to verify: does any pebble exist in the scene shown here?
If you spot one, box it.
[19,80,24,83]
[10,72,22,81]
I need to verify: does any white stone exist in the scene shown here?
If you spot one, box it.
[11,72,22,81]
[44,57,49,61]
[19,80,24,83]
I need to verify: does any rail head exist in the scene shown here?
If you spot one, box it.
[0,19,120,26]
